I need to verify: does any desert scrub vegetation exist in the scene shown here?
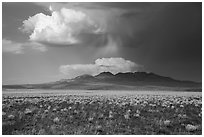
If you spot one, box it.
[2,93,202,135]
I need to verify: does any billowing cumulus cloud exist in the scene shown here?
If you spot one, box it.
[22,7,103,45]
[2,39,47,54]
[59,57,142,78]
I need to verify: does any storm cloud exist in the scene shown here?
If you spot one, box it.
[22,8,102,45]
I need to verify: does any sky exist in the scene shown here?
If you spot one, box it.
[2,2,202,84]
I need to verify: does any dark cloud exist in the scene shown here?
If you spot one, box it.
[118,3,202,82]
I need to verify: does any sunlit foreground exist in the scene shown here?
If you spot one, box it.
[2,90,202,135]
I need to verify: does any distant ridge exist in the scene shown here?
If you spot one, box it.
[3,72,202,91]
[95,72,115,79]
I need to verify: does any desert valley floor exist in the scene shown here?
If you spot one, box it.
[2,89,202,135]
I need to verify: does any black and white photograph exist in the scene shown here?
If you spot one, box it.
[2,1,202,135]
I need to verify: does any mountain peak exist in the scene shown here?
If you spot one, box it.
[95,72,114,79]
[98,72,114,75]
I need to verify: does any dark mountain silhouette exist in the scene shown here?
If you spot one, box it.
[95,72,115,79]
[3,72,201,91]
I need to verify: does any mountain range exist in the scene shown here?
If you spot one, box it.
[3,72,202,91]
